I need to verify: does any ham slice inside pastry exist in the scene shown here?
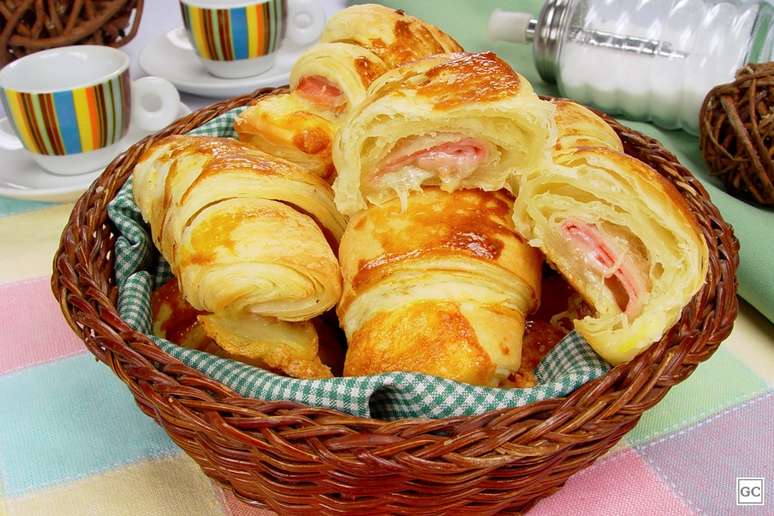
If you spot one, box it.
[296,75,347,112]
[373,134,489,200]
[561,220,649,318]
[380,137,488,177]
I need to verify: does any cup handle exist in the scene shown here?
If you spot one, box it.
[0,117,23,151]
[285,0,326,47]
[167,27,195,52]
[131,76,181,133]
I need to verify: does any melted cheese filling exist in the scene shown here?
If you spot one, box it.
[371,133,492,206]
[561,220,650,319]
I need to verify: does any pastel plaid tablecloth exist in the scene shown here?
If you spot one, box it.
[1,1,773,515]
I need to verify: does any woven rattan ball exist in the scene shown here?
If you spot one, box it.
[0,0,144,66]
[699,63,774,206]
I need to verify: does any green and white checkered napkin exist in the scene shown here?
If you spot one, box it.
[107,106,610,420]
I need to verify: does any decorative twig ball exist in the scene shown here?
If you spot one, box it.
[0,0,144,66]
[699,63,774,206]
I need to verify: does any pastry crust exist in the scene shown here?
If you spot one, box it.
[235,43,387,180]
[235,5,463,180]
[133,135,344,321]
[332,52,557,215]
[320,4,462,69]
[289,42,388,113]
[151,278,333,379]
[338,188,542,386]
[552,99,623,157]
[199,313,332,379]
[234,93,338,179]
[512,147,708,364]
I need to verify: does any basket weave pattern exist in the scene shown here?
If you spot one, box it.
[52,88,739,514]
[0,0,144,66]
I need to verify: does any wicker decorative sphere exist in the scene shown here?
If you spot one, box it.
[699,63,774,206]
[0,0,144,66]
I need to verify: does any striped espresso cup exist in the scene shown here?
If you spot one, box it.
[0,46,180,176]
[179,0,326,79]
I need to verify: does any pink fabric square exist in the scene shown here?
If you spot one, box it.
[0,277,86,375]
[531,449,694,515]
[636,392,773,514]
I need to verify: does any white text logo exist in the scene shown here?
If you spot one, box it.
[737,478,765,506]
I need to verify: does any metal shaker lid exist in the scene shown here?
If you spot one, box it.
[488,0,573,84]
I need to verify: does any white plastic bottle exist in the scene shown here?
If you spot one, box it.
[489,0,774,134]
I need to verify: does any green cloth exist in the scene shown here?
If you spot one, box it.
[366,0,774,322]
[106,106,609,420]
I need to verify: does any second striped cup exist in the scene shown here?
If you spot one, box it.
[179,0,326,79]
[0,45,180,176]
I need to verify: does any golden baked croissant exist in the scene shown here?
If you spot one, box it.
[320,4,463,68]
[290,42,388,115]
[151,278,334,379]
[199,313,332,379]
[511,147,708,364]
[133,135,345,321]
[234,42,388,180]
[338,188,542,386]
[235,5,462,180]
[552,99,623,157]
[332,51,557,215]
[234,93,338,179]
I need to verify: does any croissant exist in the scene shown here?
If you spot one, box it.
[235,5,462,180]
[338,188,542,386]
[233,45,387,180]
[320,4,463,68]
[199,313,332,379]
[234,93,338,179]
[332,52,557,215]
[552,99,623,157]
[511,147,708,364]
[151,278,333,379]
[133,135,345,321]
[290,42,388,115]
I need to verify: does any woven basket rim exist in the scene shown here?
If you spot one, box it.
[51,87,739,513]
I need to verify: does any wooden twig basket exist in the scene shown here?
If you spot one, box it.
[0,0,144,66]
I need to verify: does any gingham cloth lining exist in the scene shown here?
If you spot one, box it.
[108,106,610,420]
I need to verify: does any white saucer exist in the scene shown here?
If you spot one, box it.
[0,102,191,203]
[140,28,301,98]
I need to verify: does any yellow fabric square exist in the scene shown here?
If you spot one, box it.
[5,455,226,516]
[0,203,73,283]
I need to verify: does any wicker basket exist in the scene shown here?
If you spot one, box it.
[51,88,739,515]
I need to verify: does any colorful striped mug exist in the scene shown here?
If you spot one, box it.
[179,0,326,79]
[0,46,180,176]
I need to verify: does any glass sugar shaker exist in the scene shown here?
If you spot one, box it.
[489,0,774,134]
